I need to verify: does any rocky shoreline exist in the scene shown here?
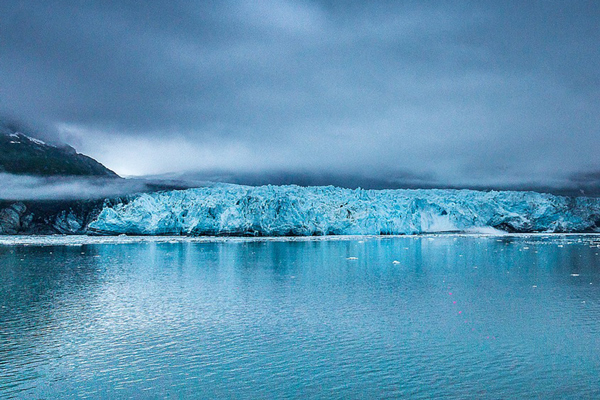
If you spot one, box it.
[0,199,113,235]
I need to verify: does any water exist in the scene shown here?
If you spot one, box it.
[1,234,600,399]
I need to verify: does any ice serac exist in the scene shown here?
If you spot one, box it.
[88,184,600,236]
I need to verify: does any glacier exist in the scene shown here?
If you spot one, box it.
[87,184,600,236]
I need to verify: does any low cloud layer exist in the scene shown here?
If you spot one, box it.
[0,174,152,201]
[1,1,599,187]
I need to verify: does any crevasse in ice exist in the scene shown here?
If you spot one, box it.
[88,184,600,235]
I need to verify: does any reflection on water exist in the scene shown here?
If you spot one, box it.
[1,235,600,399]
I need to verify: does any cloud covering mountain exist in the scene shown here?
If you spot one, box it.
[0,1,598,188]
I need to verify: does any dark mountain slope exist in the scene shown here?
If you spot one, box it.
[0,125,118,177]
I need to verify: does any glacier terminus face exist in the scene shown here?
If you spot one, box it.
[88,184,600,236]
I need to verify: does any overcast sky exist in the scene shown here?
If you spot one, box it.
[1,0,599,187]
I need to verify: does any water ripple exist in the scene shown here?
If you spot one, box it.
[1,235,600,398]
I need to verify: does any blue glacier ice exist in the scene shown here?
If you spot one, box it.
[88,184,600,236]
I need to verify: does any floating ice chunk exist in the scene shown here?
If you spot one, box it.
[465,226,507,235]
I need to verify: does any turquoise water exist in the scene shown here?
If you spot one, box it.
[1,235,600,399]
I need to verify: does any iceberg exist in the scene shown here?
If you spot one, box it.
[88,184,600,236]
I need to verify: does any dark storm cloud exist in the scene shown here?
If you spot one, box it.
[0,1,599,187]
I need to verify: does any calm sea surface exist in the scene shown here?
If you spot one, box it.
[1,235,600,399]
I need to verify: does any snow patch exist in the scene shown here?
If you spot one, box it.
[27,136,47,146]
[4,131,53,147]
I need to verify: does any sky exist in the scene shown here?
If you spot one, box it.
[0,0,599,189]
